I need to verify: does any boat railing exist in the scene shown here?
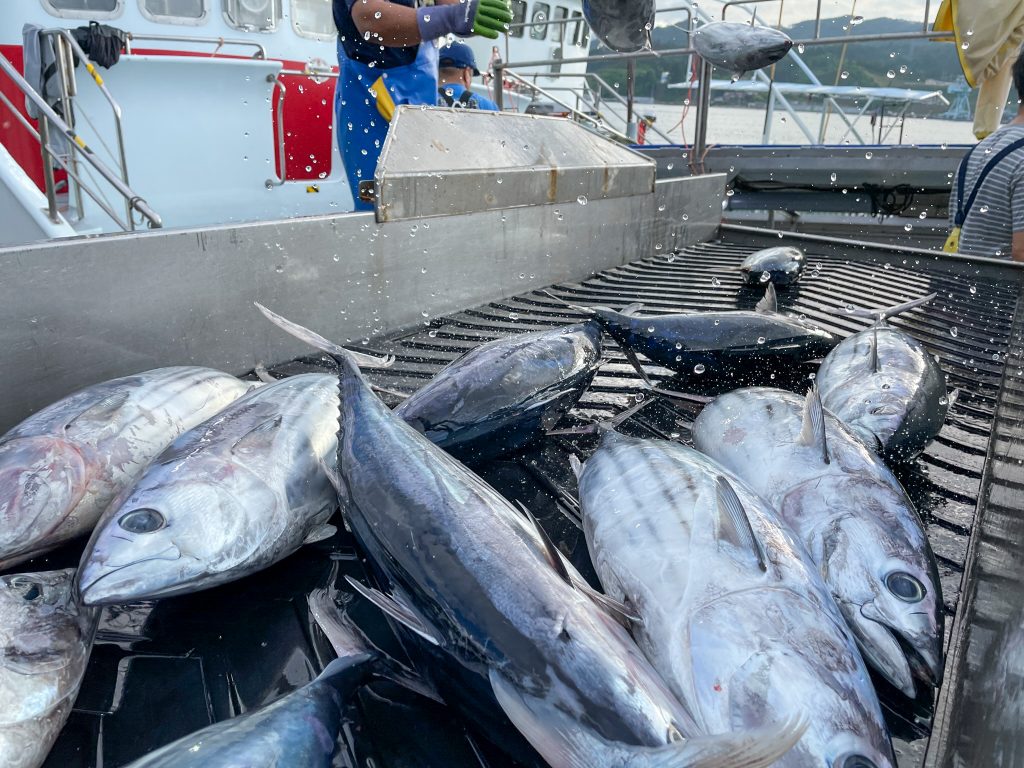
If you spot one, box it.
[0,36,162,232]
[493,0,951,154]
[123,33,267,59]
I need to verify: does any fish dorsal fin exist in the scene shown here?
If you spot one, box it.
[870,325,880,373]
[798,386,830,464]
[572,576,643,625]
[344,576,442,646]
[254,362,278,384]
[515,501,573,586]
[620,302,644,317]
[230,415,283,454]
[714,476,767,573]
[64,390,132,434]
[755,283,778,314]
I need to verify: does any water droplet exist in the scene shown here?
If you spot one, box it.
[496,177,503,184]
[667,162,675,170]
[904,223,913,232]
[969,285,977,295]
[693,364,706,374]
[797,43,805,53]
[949,326,958,338]
[850,15,864,25]
[428,329,438,338]
[374,10,382,17]
[421,266,428,274]
[865,151,873,160]
[421,310,429,318]
[305,165,312,172]
[274,265,284,274]
[918,211,927,219]
[830,172,837,182]
[756,336,766,345]
[980,204,989,213]
[993,352,1001,362]
[886,70,896,79]
[647,326,656,333]
[759,271,771,283]
[509,312,519,320]
[681,213,689,221]
[658,204,666,212]
[711,276,721,287]
[577,195,588,206]
[713,319,721,326]
[899,64,907,74]
[840,70,849,80]
[961,41,970,50]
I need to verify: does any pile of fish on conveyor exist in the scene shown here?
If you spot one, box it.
[0,244,957,768]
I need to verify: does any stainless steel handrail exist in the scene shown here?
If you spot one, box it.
[44,29,134,225]
[124,33,266,59]
[502,70,633,143]
[0,51,162,229]
[266,74,287,188]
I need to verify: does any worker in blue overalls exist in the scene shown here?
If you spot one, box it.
[334,0,511,210]
[437,41,500,110]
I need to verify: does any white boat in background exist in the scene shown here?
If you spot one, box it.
[0,0,590,245]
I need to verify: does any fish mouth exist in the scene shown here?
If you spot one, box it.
[847,604,915,697]
[79,546,183,605]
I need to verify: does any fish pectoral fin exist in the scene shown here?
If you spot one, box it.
[754,283,778,314]
[344,576,443,646]
[64,390,132,434]
[945,388,960,415]
[514,501,574,586]
[663,714,808,768]
[230,415,284,453]
[570,574,643,626]
[714,476,767,573]
[568,453,584,480]
[798,385,830,465]
[253,362,278,383]
[369,382,411,402]
[620,302,644,316]
[304,524,337,544]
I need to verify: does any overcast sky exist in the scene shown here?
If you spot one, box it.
[659,0,932,25]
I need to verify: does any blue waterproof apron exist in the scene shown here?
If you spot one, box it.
[334,2,439,211]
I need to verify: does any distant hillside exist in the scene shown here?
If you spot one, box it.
[587,16,968,108]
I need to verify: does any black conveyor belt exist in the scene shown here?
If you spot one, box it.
[45,235,1024,768]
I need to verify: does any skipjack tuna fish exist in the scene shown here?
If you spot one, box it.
[693,387,944,698]
[692,22,794,78]
[577,432,895,768]
[77,373,351,605]
[583,0,655,52]
[816,293,951,462]
[547,285,836,378]
[0,367,253,569]
[262,304,806,768]
[0,569,98,768]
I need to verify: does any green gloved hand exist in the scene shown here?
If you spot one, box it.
[471,0,513,39]
[417,0,513,41]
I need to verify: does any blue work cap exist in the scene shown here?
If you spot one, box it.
[438,41,481,76]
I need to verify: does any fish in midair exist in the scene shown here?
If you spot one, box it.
[0,367,253,569]
[261,305,807,768]
[546,285,835,378]
[583,0,655,52]
[739,247,805,287]
[0,569,98,768]
[120,589,377,767]
[76,373,353,604]
[816,293,951,461]
[578,432,895,768]
[394,322,604,461]
[692,386,944,698]
[693,22,794,79]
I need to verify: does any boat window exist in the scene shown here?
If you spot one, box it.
[291,0,334,39]
[40,0,122,18]
[223,0,280,31]
[508,0,526,37]
[530,2,548,40]
[139,0,208,23]
[551,5,567,43]
[570,10,584,46]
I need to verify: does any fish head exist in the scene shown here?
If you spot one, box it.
[78,471,271,604]
[785,477,942,697]
[0,436,91,564]
[0,569,96,680]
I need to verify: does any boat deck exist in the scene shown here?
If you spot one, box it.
[42,232,1024,768]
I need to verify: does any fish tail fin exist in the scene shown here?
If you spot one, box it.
[254,302,395,369]
[847,292,936,324]
[658,714,808,768]
[541,289,598,316]
[307,586,378,685]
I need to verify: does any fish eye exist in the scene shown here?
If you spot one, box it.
[840,756,878,768]
[886,571,925,603]
[8,577,43,601]
[118,508,166,534]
